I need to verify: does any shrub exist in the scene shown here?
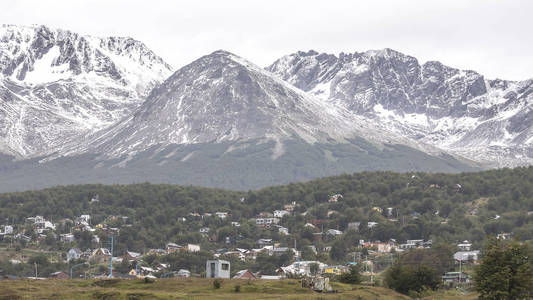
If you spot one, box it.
[234,285,241,293]
[338,266,362,284]
[213,279,222,289]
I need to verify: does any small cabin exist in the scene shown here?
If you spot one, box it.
[206,259,230,278]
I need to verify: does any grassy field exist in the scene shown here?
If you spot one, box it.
[0,277,479,300]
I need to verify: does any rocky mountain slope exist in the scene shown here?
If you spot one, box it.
[0,48,477,192]
[65,50,445,159]
[0,24,172,157]
[267,49,533,166]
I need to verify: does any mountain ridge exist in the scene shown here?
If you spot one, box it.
[267,49,533,166]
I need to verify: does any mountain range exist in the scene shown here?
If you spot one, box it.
[0,25,531,192]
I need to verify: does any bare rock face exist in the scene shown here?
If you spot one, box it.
[268,49,533,166]
[0,24,172,157]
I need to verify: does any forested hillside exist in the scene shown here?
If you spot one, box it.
[1,167,532,256]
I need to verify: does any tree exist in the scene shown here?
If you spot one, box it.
[330,239,347,262]
[338,265,361,284]
[384,263,440,295]
[474,237,533,300]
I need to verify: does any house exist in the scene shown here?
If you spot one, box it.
[326,229,343,236]
[273,210,290,218]
[347,222,360,231]
[231,222,241,227]
[206,259,230,278]
[186,244,200,252]
[457,240,472,251]
[324,265,348,276]
[497,233,511,240]
[442,271,470,283]
[284,202,297,211]
[124,251,141,261]
[60,233,76,243]
[328,194,343,203]
[90,248,112,263]
[167,242,181,252]
[367,222,378,228]
[147,248,166,256]
[454,251,480,263]
[176,269,191,278]
[67,248,83,262]
[2,225,13,235]
[327,210,339,218]
[215,212,228,219]
[128,269,138,276]
[257,238,273,246]
[261,275,282,280]
[372,207,383,213]
[278,261,327,277]
[278,226,289,235]
[199,227,210,234]
[76,215,91,224]
[255,218,280,226]
[258,212,274,218]
[49,271,69,279]
[233,269,257,279]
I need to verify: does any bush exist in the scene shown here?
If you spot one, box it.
[338,266,362,284]
[213,279,222,289]
[234,285,241,293]
[384,263,440,295]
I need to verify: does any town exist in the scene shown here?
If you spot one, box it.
[0,192,487,286]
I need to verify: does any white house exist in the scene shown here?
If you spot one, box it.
[2,225,13,235]
[454,250,480,262]
[255,218,280,226]
[327,229,343,236]
[177,269,191,277]
[60,233,76,243]
[206,259,230,278]
[186,244,201,252]
[278,226,289,235]
[215,212,228,219]
[273,210,290,218]
[457,240,472,251]
[67,248,82,262]
[367,222,378,228]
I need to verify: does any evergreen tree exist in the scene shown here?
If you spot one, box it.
[474,237,533,300]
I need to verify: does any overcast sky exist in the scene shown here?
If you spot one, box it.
[2,0,532,80]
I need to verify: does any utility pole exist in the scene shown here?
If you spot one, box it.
[109,236,114,278]
[459,258,462,282]
[34,262,37,278]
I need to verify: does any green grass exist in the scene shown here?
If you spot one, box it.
[0,277,426,300]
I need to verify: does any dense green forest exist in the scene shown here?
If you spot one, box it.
[1,167,533,257]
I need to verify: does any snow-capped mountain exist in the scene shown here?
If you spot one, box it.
[0,49,477,192]
[0,24,172,157]
[65,50,412,157]
[268,49,533,166]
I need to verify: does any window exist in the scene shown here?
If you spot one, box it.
[221,263,229,271]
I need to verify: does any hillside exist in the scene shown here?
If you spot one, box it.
[0,167,532,256]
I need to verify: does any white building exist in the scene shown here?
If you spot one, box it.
[215,212,228,219]
[457,240,472,251]
[255,218,280,226]
[273,210,290,218]
[2,225,13,235]
[206,259,230,278]
[454,250,480,262]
